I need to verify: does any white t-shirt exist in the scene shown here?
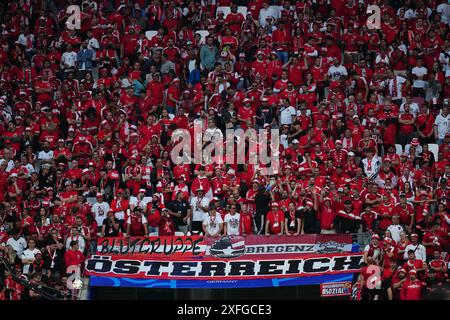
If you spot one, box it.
[411,66,428,88]
[434,112,450,139]
[92,202,110,226]
[61,51,77,69]
[190,196,210,221]
[224,213,241,236]
[403,244,427,262]
[387,76,407,100]
[280,106,297,125]
[203,214,223,235]
[6,237,27,256]
[327,65,348,81]
[386,224,404,243]
[38,150,54,160]
[21,248,41,274]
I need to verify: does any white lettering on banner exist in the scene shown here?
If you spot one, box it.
[96,243,353,255]
[320,282,352,297]
[85,254,364,279]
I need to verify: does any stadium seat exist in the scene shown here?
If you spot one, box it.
[195,30,209,44]
[174,232,185,236]
[216,6,231,17]
[428,143,439,160]
[269,5,281,18]
[237,6,248,17]
[395,144,403,156]
[149,232,158,236]
[145,30,157,40]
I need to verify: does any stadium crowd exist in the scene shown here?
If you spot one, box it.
[0,0,449,300]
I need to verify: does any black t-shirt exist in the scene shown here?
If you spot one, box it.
[168,200,190,228]
[255,192,271,216]
[102,217,120,237]
[284,210,302,232]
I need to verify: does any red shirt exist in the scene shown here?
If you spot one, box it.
[266,210,284,234]
[400,279,425,300]
[65,249,86,268]
[319,203,336,230]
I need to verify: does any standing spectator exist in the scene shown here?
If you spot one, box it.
[76,41,94,81]
[126,206,148,236]
[411,58,428,97]
[223,205,240,236]
[200,37,218,72]
[60,44,77,79]
[64,240,85,272]
[6,230,27,257]
[434,105,450,145]
[403,234,427,262]
[399,270,426,300]
[101,211,121,238]
[91,193,110,232]
[20,239,41,275]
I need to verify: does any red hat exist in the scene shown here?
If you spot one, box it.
[96,193,103,198]
[138,189,146,193]
[271,202,279,207]
[409,269,417,275]
[410,138,420,146]
[372,234,380,240]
